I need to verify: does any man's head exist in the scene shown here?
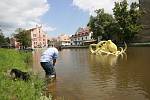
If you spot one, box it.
[48,44,54,47]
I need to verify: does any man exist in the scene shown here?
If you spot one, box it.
[40,45,59,79]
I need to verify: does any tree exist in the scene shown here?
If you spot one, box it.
[14,28,31,49]
[104,22,122,43]
[0,35,5,46]
[113,0,143,43]
[0,29,10,47]
[87,9,115,41]
[0,29,5,46]
[5,37,10,44]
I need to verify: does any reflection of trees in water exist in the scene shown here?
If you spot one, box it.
[59,49,89,66]
[88,53,129,89]
[89,53,127,67]
[88,47,150,99]
[44,80,57,100]
[115,47,150,99]
[88,54,126,83]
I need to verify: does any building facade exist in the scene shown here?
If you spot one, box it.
[10,37,20,48]
[139,0,150,42]
[70,27,96,46]
[29,25,48,48]
[57,34,71,46]
[47,37,58,46]
[10,25,48,49]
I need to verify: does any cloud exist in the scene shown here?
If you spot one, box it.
[0,0,51,36]
[42,24,56,32]
[73,0,139,15]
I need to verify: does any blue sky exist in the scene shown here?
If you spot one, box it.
[0,0,138,38]
[41,0,89,37]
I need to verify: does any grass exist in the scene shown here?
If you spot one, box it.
[0,48,46,100]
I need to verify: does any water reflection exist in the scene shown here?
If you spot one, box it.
[32,47,150,100]
[115,47,150,99]
[89,53,127,67]
[44,80,57,99]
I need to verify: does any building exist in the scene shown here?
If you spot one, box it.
[138,0,150,42]
[10,37,20,48]
[47,37,58,46]
[29,25,48,48]
[70,27,96,46]
[57,34,71,46]
[10,25,48,49]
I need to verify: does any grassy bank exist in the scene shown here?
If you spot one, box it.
[0,48,45,100]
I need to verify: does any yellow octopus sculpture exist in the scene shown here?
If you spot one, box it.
[89,40,127,56]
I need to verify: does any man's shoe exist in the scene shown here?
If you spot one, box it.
[50,75,55,78]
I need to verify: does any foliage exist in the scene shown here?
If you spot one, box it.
[0,48,45,100]
[0,30,10,47]
[113,0,143,43]
[0,33,5,45]
[88,9,115,41]
[14,28,31,48]
[104,22,122,43]
[87,0,143,43]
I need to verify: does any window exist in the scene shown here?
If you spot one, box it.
[33,34,36,37]
[34,38,37,41]
[39,29,40,33]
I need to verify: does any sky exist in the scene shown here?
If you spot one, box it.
[0,0,138,38]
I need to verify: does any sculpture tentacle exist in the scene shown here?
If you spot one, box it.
[89,40,127,56]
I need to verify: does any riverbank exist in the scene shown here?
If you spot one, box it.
[61,45,88,49]
[0,48,45,100]
[128,42,150,47]
[61,42,150,49]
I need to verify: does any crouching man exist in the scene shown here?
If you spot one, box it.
[40,45,59,79]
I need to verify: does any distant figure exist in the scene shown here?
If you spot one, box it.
[57,46,62,51]
[40,45,59,79]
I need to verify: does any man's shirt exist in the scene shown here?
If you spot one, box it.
[40,47,58,63]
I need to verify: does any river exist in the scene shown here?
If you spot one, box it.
[32,47,150,100]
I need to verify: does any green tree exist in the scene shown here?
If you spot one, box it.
[0,29,10,47]
[113,0,143,43]
[88,9,115,41]
[4,37,10,44]
[14,28,31,49]
[104,22,122,43]
[0,29,5,46]
[0,35,5,46]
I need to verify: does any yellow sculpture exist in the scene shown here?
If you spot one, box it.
[89,40,127,56]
